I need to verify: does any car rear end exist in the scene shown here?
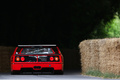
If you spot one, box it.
[11,45,64,74]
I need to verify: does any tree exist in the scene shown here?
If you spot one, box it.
[90,13,120,38]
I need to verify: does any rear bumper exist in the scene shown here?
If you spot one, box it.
[11,63,63,71]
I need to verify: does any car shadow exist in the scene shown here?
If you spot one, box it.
[15,69,81,75]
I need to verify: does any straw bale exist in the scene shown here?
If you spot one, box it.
[79,38,120,75]
[79,40,99,72]
[0,46,15,72]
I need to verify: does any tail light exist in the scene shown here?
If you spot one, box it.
[55,57,59,61]
[49,56,59,62]
[16,57,20,61]
[50,57,54,61]
[21,57,25,61]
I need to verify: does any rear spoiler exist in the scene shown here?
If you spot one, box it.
[18,44,56,48]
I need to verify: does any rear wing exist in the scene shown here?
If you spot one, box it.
[18,44,56,48]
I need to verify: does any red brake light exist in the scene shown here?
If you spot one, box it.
[16,57,20,61]
[50,57,54,61]
[21,57,25,61]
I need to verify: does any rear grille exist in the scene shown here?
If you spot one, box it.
[38,56,59,62]
[38,56,48,62]
[15,56,37,62]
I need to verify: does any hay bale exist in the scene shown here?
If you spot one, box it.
[79,38,120,75]
[0,46,15,72]
[79,40,99,73]
[0,56,1,72]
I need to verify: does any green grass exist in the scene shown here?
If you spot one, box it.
[85,70,120,79]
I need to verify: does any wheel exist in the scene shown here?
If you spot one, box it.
[54,70,64,75]
[11,71,20,75]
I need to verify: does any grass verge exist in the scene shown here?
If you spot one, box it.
[85,70,120,79]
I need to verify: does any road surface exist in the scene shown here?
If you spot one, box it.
[0,70,119,80]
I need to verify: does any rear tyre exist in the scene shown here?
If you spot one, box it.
[54,70,63,75]
[11,71,20,75]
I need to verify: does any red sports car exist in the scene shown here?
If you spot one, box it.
[11,45,64,74]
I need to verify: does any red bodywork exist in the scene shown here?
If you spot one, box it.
[10,45,64,73]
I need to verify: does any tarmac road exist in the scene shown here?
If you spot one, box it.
[0,70,118,80]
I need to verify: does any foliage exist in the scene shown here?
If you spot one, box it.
[104,73,120,78]
[90,13,120,38]
[86,70,103,77]
[85,70,120,79]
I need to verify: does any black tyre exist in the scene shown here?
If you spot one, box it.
[11,71,20,75]
[54,70,63,75]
